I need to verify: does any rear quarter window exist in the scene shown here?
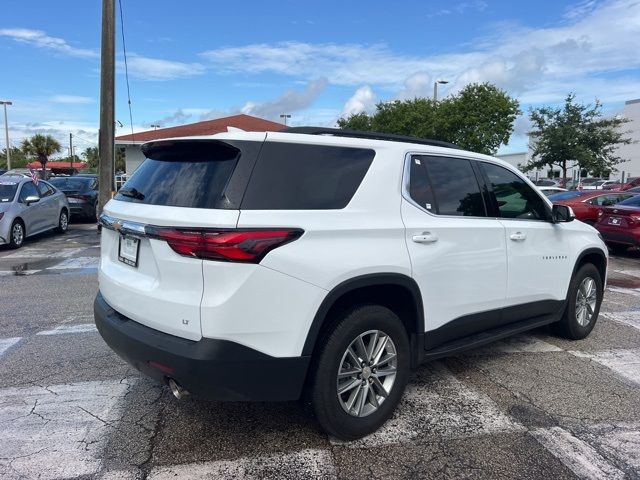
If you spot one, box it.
[240,142,375,210]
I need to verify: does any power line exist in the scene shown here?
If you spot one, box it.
[118,0,135,141]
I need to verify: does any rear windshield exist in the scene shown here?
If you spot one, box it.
[115,141,240,209]
[547,191,584,201]
[241,142,375,210]
[50,177,94,191]
[0,181,18,202]
[617,195,640,207]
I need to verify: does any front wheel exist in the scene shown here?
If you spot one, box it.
[9,220,25,248]
[553,263,603,340]
[56,209,69,233]
[308,305,410,440]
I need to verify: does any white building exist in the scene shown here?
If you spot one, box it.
[497,98,639,181]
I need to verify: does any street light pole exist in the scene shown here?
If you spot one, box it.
[279,114,291,126]
[1,101,12,170]
[433,80,449,102]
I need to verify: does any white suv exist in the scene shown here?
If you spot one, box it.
[95,127,607,440]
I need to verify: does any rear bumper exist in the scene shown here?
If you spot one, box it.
[94,292,310,401]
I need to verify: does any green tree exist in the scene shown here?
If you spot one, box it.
[524,94,632,180]
[337,83,520,155]
[82,146,99,168]
[20,134,62,178]
[0,147,30,169]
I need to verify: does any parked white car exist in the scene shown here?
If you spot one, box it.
[0,175,70,248]
[94,128,607,440]
[539,186,568,196]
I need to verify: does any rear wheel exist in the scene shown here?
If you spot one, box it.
[9,220,25,248]
[308,305,410,440]
[56,209,69,233]
[553,263,602,340]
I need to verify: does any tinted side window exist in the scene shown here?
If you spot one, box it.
[19,182,39,202]
[37,182,53,197]
[241,143,375,210]
[482,163,548,220]
[408,156,436,213]
[423,156,486,217]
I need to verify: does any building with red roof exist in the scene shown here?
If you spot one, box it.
[115,114,285,173]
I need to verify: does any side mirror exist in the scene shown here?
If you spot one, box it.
[552,204,575,223]
[24,195,40,205]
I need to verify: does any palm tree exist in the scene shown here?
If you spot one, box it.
[21,134,62,179]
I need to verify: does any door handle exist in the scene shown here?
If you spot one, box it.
[510,232,526,241]
[412,232,438,244]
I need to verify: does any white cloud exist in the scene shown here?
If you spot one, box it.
[0,28,97,58]
[200,0,640,104]
[49,95,94,104]
[396,73,434,100]
[240,78,328,120]
[119,55,205,81]
[428,0,488,17]
[341,86,377,118]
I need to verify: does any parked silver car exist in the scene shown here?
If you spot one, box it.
[0,175,70,248]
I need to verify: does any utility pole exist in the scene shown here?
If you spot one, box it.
[279,114,291,126]
[98,0,115,217]
[69,133,74,173]
[433,80,449,102]
[1,101,12,170]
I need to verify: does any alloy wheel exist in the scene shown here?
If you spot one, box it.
[575,276,597,327]
[60,211,68,231]
[12,223,24,246]
[336,329,398,417]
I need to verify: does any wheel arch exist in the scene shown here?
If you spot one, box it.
[571,247,607,289]
[302,273,425,367]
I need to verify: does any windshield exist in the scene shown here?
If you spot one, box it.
[49,177,93,191]
[617,195,640,207]
[0,181,19,202]
[548,191,584,201]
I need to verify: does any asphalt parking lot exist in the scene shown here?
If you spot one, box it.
[0,225,639,479]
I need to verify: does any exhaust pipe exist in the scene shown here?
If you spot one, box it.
[168,378,189,400]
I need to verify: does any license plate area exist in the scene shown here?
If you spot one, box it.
[118,235,140,267]
[608,216,621,225]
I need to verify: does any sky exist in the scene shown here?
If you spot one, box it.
[0,0,639,158]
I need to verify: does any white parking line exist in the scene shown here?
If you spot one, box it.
[334,363,523,447]
[3,247,87,259]
[147,449,336,480]
[532,426,625,480]
[607,286,640,298]
[570,349,640,387]
[0,338,21,357]
[580,423,640,471]
[47,256,99,270]
[0,380,132,480]
[603,311,640,331]
[37,323,97,336]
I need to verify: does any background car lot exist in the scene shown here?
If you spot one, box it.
[0,226,639,479]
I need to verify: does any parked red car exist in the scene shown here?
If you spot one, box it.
[548,191,637,225]
[595,195,640,252]
[621,177,640,191]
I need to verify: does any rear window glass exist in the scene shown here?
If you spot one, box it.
[241,142,375,210]
[617,195,640,207]
[0,182,18,202]
[547,191,584,201]
[114,142,240,209]
[50,177,93,191]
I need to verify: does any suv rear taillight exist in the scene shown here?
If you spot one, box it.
[150,228,303,263]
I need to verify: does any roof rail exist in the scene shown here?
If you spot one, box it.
[282,126,460,149]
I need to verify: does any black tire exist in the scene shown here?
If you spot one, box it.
[553,263,602,340]
[56,209,69,234]
[308,305,410,440]
[8,220,25,249]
